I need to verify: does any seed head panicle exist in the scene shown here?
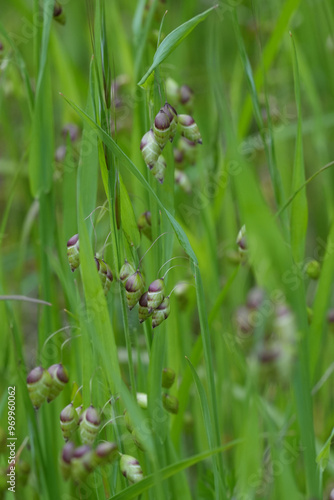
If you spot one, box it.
[177,114,202,144]
[120,454,144,484]
[60,403,80,441]
[67,234,80,272]
[27,366,52,410]
[125,271,145,309]
[47,363,69,402]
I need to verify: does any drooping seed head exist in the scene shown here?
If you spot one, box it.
[147,278,165,312]
[125,271,145,309]
[60,442,75,481]
[71,445,94,483]
[175,169,192,194]
[177,114,202,144]
[305,260,321,280]
[47,363,69,403]
[67,234,80,272]
[151,155,166,184]
[95,258,113,295]
[140,129,161,169]
[236,225,247,253]
[178,136,197,165]
[27,366,52,410]
[152,296,171,328]
[162,368,176,389]
[138,292,153,323]
[62,123,79,142]
[153,110,171,149]
[60,403,79,441]
[120,454,144,484]
[120,260,136,284]
[53,3,66,24]
[165,77,180,107]
[137,211,152,240]
[162,393,179,414]
[179,85,194,112]
[131,428,146,452]
[246,287,265,310]
[79,406,101,445]
[162,103,178,142]
[93,442,118,466]
[173,148,184,167]
[136,393,148,409]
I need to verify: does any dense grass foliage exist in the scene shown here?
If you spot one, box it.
[1,1,334,499]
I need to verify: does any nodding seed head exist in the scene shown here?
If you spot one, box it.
[173,148,184,165]
[152,296,171,328]
[85,405,101,426]
[162,393,179,414]
[125,271,145,309]
[61,442,75,464]
[60,403,79,441]
[147,278,165,311]
[120,454,144,484]
[136,393,148,409]
[137,211,152,240]
[236,225,247,253]
[162,368,176,389]
[154,110,171,131]
[162,102,177,121]
[177,114,202,144]
[60,403,77,423]
[27,367,52,410]
[67,234,79,247]
[47,363,69,403]
[120,260,136,284]
[151,155,167,184]
[178,136,197,165]
[94,442,118,466]
[305,259,321,280]
[165,77,180,106]
[140,129,161,168]
[175,169,192,194]
[138,292,153,323]
[180,85,194,105]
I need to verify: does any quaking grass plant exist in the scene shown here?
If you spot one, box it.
[1,0,334,499]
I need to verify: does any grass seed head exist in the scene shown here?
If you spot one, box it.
[125,271,145,309]
[60,403,79,441]
[120,260,136,284]
[305,260,321,280]
[60,442,75,480]
[79,406,101,445]
[153,110,172,149]
[27,366,52,410]
[147,278,166,312]
[137,211,152,240]
[179,85,194,113]
[165,77,180,107]
[150,155,167,184]
[138,292,153,323]
[93,442,118,466]
[152,296,171,328]
[162,103,178,142]
[162,368,176,389]
[177,114,202,144]
[120,454,144,484]
[67,234,80,272]
[140,129,161,169]
[162,393,179,414]
[175,169,192,194]
[71,445,94,483]
[47,363,69,402]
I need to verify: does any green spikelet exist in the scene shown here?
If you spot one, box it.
[152,296,171,329]
[162,103,178,142]
[93,442,118,467]
[147,278,165,312]
[175,169,192,194]
[153,110,171,149]
[179,84,194,113]
[162,368,176,389]
[79,406,101,445]
[140,129,161,169]
[71,445,94,483]
[162,393,179,414]
[60,403,79,441]
[123,409,133,433]
[131,428,146,452]
[27,366,52,410]
[47,363,69,402]
[177,114,202,144]
[136,393,148,409]
[178,136,197,165]
[236,225,247,254]
[138,292,153,323]
[67,234,80,272]
[95,258,113,295]
[137,211,152,240]
[151,155,166,184]
[125,271,145,310]
[60,442,75,481]
[120,454,144,484]
[166,77,180,107]
[120,260,136,284]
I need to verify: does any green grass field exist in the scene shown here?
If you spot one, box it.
[1,0,334,498]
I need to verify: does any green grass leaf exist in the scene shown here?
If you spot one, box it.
[138,5,218,87]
